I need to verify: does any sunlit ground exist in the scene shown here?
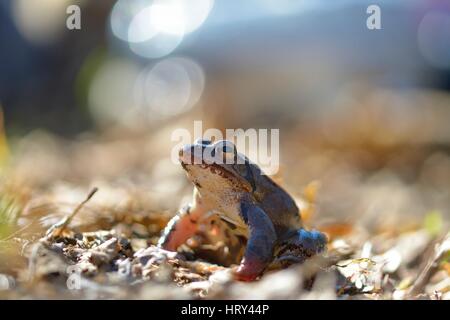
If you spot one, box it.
[0,0,449,299]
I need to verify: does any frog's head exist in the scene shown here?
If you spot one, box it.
[178,139,258,195]
[274,229,327,266]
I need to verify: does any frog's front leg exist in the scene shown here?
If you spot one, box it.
[234,203,277,281]
[158,188,210,250]
[158,204,194,250]
[157,198,209,251]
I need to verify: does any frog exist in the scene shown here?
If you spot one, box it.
[158,139,327,281]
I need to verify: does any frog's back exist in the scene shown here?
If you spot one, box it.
[253,170,302,237]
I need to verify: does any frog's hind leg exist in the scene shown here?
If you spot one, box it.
[234,203,277,281]
[158,204,204,251]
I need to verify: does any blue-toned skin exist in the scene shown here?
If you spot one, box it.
[158,139,327,281]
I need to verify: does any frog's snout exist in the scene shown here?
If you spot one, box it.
[178,146,189,163]
[178,144,197,164]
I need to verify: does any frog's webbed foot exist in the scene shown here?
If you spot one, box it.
[233,203,276,281]
[158,204,203,251]
[274,229,327,267]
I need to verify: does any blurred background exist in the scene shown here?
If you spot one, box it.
[0,0,449,236]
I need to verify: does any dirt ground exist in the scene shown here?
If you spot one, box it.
[0,98,449,299]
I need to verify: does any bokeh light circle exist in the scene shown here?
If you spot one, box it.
[110,0,152,43]
[129,32,183,59]
[12,0,72,44]
[88,59,141,126]
[110,0,214,59]
[134,57,206,119]
[151,0,214,34]
[418,11,450,70]
[127,5,159,43]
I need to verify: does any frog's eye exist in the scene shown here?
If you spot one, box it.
[195,138,211,145]
[222,145,234,153]
[215,140,235,154]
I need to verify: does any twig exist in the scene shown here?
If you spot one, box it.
[407,232,449,297]
[45,187,98,239]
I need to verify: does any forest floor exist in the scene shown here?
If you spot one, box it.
[0,125,449,300]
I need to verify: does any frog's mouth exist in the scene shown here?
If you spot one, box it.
[178,145,253,192]
[180,160,252,192]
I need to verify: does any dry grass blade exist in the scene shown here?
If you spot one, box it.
[0,221,33,242]
[45,187,98,239]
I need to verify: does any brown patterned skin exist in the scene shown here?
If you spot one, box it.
[158,139,327,281]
